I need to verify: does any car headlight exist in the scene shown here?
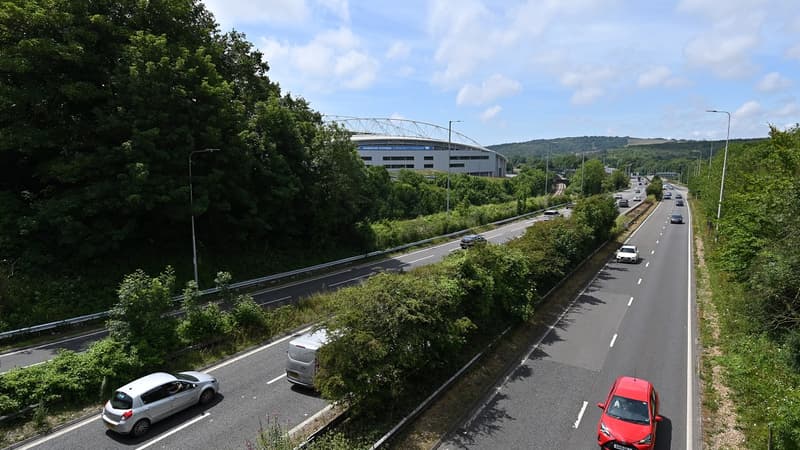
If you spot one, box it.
[637,434,652,444]
[600,421,612,437]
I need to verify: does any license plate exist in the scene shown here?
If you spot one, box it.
[613,444,632,450]
[287,371,299,379]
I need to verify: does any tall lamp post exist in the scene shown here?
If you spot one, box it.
[706,109,730,240]
[189,148,220,288]
[545,151,549,195]
[446,120,461,216]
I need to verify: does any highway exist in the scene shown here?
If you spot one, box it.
[8,210,562,450]
[0,213,552,374]
[438,187,698,450]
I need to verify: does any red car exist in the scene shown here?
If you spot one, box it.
[597,376,663,449]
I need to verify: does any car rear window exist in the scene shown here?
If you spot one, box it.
[288,344,317,363]
[110,391,133,409]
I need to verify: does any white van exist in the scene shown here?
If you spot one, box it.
[286,329,329,388]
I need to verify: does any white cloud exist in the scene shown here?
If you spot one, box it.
[757,72,792,93]
[456,74,522,106]
[684,32,759,78]
[560,67,615,105]
[390,113,406,120]
[773,102,799,117]
[480,105,502,122]
[735,100,762,119]
[637,66,672,88]
[259,27,379,93]
[386,41,411,60]
[203,0,310,28]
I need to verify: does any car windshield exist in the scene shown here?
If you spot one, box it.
[110,391,133,410]
[174,373,199,382]
[606,395,650,424]
[620,247,636,253]
[672,214,682,220]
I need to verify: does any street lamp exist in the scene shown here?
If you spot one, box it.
[545,150,549,195]
[706,109,730,240]
[446,120,461,216]
[189,148,220,288]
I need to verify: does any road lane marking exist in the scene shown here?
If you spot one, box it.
[645,261,650,268]
[206,325,314,373]
[656,239,659,244]
[686,204,694,449]
[610,334,618,348]
[257,295,291,306]
[1,329,108,358]
[650,250,655,254]
[628,297,634,306]
[136,412,210,450]
[573,401,588,428]
[267,373,286,384]
[16,415,100,449]
[406,255,434,264]
[328,276,363,287]
[637,278,642,285]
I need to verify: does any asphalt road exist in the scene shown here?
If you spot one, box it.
[6,210,566,449]
[0,212,554,374]
[438,189,698,450]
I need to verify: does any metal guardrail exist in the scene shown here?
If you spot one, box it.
[0,204,566,341]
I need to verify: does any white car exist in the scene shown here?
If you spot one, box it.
[633,195,641,201]
[102,371,219,437]
[615,245,640,263]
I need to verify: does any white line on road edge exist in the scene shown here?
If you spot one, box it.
[288,404,334,437]
[16,415,100,449]
[609,334,618,348]
[406,255,434,264]
[136,412,210,450]
[257,295,291,306]
[328,276,363,288]
[573,401,588,428]
[686,205,694,450]
[207,325,313,373]
[628,297,634,306]
[1,329,108,359]
[267,373,286,384]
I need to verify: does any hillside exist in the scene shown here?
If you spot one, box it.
[487,136,629,159]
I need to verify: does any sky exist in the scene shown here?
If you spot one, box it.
[201,0,800,146]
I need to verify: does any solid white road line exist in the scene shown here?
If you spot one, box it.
[609,334,618,348]
[17,415,100,449]
[328,276,363,287]
[1,329,108,358]
[136,412,210,450]
[573,401,588,428]
[628,297,634,306]
[686,205,694,449]
[406,255,434,264]
[267,373,286,385]
[257,295,291,306]
[206,325,313,373]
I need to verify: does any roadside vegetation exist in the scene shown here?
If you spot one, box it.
[690,126,800,449]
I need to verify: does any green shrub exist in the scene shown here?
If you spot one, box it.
[177,303,233,345]
[231,295,271,337]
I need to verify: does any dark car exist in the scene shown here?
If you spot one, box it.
[670,213,683,224]
[460,234,487,249]
[675,199,684,206]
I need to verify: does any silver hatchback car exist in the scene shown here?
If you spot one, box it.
[102,371,219,437]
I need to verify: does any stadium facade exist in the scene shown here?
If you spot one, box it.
[326,117,507,177]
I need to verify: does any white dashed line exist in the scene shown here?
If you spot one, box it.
[651,250,655,255]
[573,401,588,428]
[645,262,650,268]
[329,276,363,287]
[406,255,434,264]
[628,297,634,306]
[637,278,642,285]
[136,412,210,450]
[610,334,618,348]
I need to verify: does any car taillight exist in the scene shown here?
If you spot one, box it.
[121,410,133,421]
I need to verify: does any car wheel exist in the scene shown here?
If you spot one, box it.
[199,388,215,405]
[131,419,150,437]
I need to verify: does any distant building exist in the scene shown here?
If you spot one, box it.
[326,117,507,177]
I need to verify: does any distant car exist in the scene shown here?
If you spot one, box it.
[675,193,682,199]
[663,192,672,199]
[675,199,684,206]
[543,209,561,219]
[614,193,623,200]
[460,234,487,249]
[102,371,219,437]
[615,245,639,263]
[617,199,629,208]
[635,189,641,193]
[633,195,641,202]
[670,213,684,224]
[597,376,662,450]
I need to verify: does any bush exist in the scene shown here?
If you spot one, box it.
[231,295,271,338]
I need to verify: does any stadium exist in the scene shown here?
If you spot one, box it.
[325,117,508,177]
